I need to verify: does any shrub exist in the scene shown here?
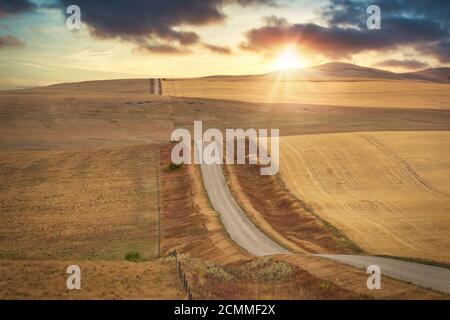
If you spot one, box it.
[228,257,293,282]
[319,280,333,289]
[125,251,142,262]
[168,162,183,171]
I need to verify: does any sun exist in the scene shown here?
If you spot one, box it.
[273,46,304,70]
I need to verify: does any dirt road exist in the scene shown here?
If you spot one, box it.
[316,254,450,294]
[198,148,450,294]
[199,154,289,256]
[150,78,162,95]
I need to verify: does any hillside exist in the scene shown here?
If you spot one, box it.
[278,131,450,264]
[403,68,450,82]
[264,62,450,83]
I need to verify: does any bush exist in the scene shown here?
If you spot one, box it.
[319,280,333,289]
[228,257,293,282]
[125,251,142,262]
[168,162,183,170]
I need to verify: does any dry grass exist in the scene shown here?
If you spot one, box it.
[0,90,173,150]
[0,145,159,260]
[279,254,446,300]
[279,131,450,263]
[225,163,360,254]
[159,143,248,264]
[2,84,448,154]
[1,79,449,299]
[0,259,184,299]
[164,78,450,109]
[179,256,366,300]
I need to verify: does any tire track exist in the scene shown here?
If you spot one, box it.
[359,133,450,197]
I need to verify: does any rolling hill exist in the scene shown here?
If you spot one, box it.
[264,62,450,83]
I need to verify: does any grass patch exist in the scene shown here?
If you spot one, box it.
[228,257,294,282]
[319,280,334,289]
[168,162,183,171]
[125,251,142,262]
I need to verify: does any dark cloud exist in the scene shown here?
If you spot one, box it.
[322,0,449,28]
[241,0,449,63]
[417,40,450,63]
[374,59,429,70]
[203,43,232,54]
[0,0,36,18]
[0,35,25,48]
[136,43,191,55]
[55,0,273,54]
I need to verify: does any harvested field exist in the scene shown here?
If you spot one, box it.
[225,163,360,254]
[0,90,173,150]
[0,144,159,260]
[164,79,450,109]
[278,131,450,263]
[1,78,448,299]
[0,259,184,299]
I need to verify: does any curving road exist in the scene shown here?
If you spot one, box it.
[198,149,450,294]
[199,151,289,256]
[316,254,450,294]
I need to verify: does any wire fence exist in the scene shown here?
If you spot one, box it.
[175,253,194,300]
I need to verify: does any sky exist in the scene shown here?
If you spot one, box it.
[0,0,448,88]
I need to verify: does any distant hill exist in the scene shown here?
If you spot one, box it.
[36,62,449,93]
[263,62,449,83]
[402,67,450,82]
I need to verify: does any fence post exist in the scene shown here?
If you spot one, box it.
[174,255,194,300]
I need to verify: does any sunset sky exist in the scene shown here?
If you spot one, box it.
[0,0,448,88]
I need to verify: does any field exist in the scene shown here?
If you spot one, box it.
[0,259,184,299]
[278,131,450,263]
[0,74,449,299]
[0,88,173,298]
[0,145,159,260]
[164,78,450,109]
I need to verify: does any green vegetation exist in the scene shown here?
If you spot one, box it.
[229,258,293,282]
[168,162,183,171]
[319,280,334,289]
[125,251,142,262]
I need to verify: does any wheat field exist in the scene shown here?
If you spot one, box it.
[164,79,450,109]
[278,131,450,263]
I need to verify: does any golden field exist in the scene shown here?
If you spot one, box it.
[164,78,450,109]
[1,75,449,299]
[0,145,159,260]
[278,131,450,263]
[0,259,184,299]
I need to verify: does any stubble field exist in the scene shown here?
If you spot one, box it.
[278,131,450,263]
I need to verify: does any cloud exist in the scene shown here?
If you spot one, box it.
[374,59,429,70]
[54,0,274,54]
[0,0,36,17]
[322,0,449,28]
[241,0,449,63]
[135,44,191,55]
[0,35,25,49]
[203,43,232,54]
[417,40,450,63]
